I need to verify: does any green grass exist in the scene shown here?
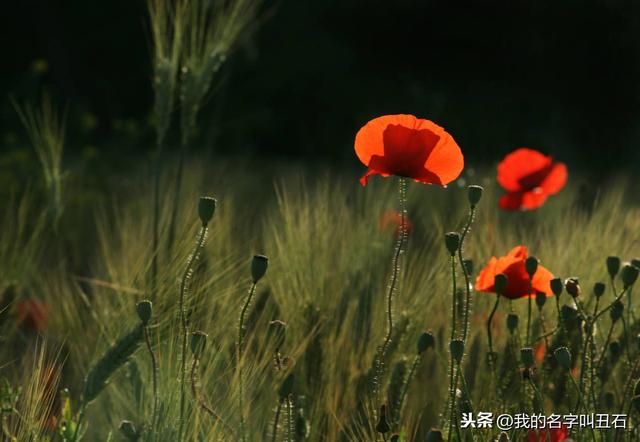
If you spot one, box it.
[1,154,639,440]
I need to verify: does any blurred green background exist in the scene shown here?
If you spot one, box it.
[2,0,640,173]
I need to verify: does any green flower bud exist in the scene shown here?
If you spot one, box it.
[521,347,535,369]
[251,254,269,283]
[554,346,572,370]
[593,282,605,298]
[278,373,295,400]
[426,428,444,442]
[450,339,464,363]
[621,264,639,288]
[375,404,390,434]
[610,300,624,323]
[550,277,563,297]
[607,256,621,278]
[535,291,547,309]
[462,259,474,276]
[417,331,435,354]
[190,331,207,358]
[565,277,581,297]
[467,185,483,206]
[119,420,139,441]
[525,256,538,278]
[136,300,152,325]
[494,273,508,296]
[198,196,217,226]
[444,232,460,256]
[507,313,519,334]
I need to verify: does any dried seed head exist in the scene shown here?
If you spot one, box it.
[610,300,624,323]
[444,232,460,256]
[506,313,519,334]
[198,196,217,225]
[375,404,391,434]
[564,277,581,297]
[426,428,444,442]
[621,264,639,288]
[554,346,572,370]
[593,282,605,298]
[450,339,464,363]
[417,331,435,354]
[535,291,546,309]
[190,331,207,358]
[520,347,535,369]
[119,420,138,441]
[467,185,483,206]
[550,277,563,297]
[607,256,621,278]
[251,254,269,283]
[136,300,153,325]
[278,373,295,400]
[525,256,538,278]
[462,258,474,276]
[494,273,508,296]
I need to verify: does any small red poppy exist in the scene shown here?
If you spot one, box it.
[475,246,554,299]
[16,298,49,332]
[527,426,569,442]
[355,114,464,186]
[497,148,567,210]
[379,210,413,236]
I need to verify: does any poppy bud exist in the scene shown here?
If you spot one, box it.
[190,331,207,358]
[462,259,474,276]
[498,432,510,442]
[593,282,605,298]
[521,347,535,368]
[550,278,563,297]
[450,339,464,363]
[565,278,580,297]
[525,256,538,278]
[507,313,519,334]
[610,300,624,323]
[607,256,621,278]
[278,373,295,400]
[119,420,138,441]
[417,331,435,354]
[554,347,572,370]
[375,404,390,434]
[444,232,460,256]
[494,273,508,296]
[535,291,546,309]
[467,185,483,206]
[136,300,152,325]
[609,341,621,361]
[198,196,217,226]
[426,428,444,442]
[621,264,639,288]
[251,254,269,283]
[390,435,400,442]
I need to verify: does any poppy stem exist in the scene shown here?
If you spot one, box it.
[459,206,476,344]
[447,254,457,442]
[526,279,533,346]
[238,282,257,442]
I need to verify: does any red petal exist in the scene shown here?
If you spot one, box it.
[539,162,568,195]
[497,148,552,192]
[499,190,548,211]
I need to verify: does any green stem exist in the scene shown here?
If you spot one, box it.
[238,282,257,442]
[178,223,208,441]
[459,206,476,344]
[396,354,421,426]
[144,325,158,429]
[271,399,283,442]
[447,254,457,442]
[527,279,533,346]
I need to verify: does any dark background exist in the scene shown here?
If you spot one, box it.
[2,0,640,172]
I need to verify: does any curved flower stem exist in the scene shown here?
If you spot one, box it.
[237,282,257,442]
[569,374,597,441]
[447,255,458,442]
[143,325,158,429]
[594,286,628,321]
[178,223,208,442]
[487,296,500,374]
[396,353,421,425]
[374,177,407,405]
[271,399,283,442]
[459,206,476,344]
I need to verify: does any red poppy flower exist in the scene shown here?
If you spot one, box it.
[355,114,464,186]
[475,246,554,299]
[527,426,569,442]
[16,298,49,332]
[497,148,567,210]
[379,210,413,235]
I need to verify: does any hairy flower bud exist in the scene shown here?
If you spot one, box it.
[610,300,624,323]
[565,277,581,297]
[136,300,152,325]
[521,347,535,369]
[554,346,572,370]
[417,331,435,354]
[535,291,546,309]
[621,264,639,288]
[606,256,621,278]
[444,232,461,256]
[494,273,508,296]
[198,196,217,225]
[593,282,605,298]
[426,428,444,442]
[507,313,519,333]
[550,278,563,297]
[450,339,464,363]
[467,185,483,206]
[525,256,538,279]
[119,420,138,441]
[462,259,474,276]
[251,254,269,283]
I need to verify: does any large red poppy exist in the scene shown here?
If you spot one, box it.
[355,114,464,186]
[475,246,554,299]
[497,148,567,210]
[527,427,569,442]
